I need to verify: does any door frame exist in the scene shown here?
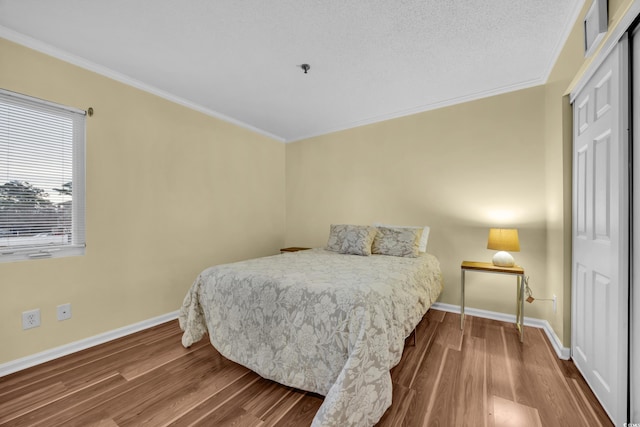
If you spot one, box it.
[631,21,639,426]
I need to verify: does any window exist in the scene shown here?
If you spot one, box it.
[0,89,85,262]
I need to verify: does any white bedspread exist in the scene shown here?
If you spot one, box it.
[179,248,442,426]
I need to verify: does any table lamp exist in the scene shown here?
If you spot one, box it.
[487,228,520,267]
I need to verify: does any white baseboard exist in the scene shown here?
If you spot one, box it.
[1,303,571,377]
[431,302,571,360]
[0,311,179,377]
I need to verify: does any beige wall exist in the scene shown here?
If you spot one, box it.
[0,38,286,364]
[286,86,552,320]
[286,0,637,348]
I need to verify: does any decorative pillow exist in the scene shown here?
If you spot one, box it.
[338,225,378,256]
[372,226,422,257]
[373,223,430,252]
[326,224,350,252]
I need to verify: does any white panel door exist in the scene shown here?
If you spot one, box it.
[572,35,629,426]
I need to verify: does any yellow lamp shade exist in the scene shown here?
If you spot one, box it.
[487,228,520,252]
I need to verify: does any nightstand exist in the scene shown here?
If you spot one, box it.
[280,247,311,253]
[460,261,526,342]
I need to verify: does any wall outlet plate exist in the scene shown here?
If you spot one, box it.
[57,303,72,321]
[22,309,41,329]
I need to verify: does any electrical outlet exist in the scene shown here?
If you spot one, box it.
[22,309,41,330]
[57,303,72,321]
[553,294,557,313]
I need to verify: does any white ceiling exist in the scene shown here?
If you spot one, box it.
[0,0,583,142]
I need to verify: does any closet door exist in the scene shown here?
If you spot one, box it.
[571,35,629,425]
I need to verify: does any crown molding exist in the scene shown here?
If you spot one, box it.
[286,77,546,143]
[541,0,587,83]
[0,26,285,143]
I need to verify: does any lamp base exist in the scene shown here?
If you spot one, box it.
[492,251,515,267]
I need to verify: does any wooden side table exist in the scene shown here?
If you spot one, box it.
[460,261,526,342]
[280,247,311,253]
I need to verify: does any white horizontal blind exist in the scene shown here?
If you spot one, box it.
[0,89,85,261]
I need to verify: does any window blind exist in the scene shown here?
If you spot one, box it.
[0,89,85,261]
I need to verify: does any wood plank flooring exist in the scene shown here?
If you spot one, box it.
[0,310,613,426]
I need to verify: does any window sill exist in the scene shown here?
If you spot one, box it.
[0,245,86,263]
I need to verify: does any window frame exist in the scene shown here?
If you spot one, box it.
[0,89,86,263]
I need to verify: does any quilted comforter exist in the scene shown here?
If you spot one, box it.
[179,248,442,426]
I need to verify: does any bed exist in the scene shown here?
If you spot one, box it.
[179,225,442,426]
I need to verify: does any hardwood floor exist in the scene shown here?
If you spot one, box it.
[0,310,612,426]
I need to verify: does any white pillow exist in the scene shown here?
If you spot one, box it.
[373,223,430,252]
